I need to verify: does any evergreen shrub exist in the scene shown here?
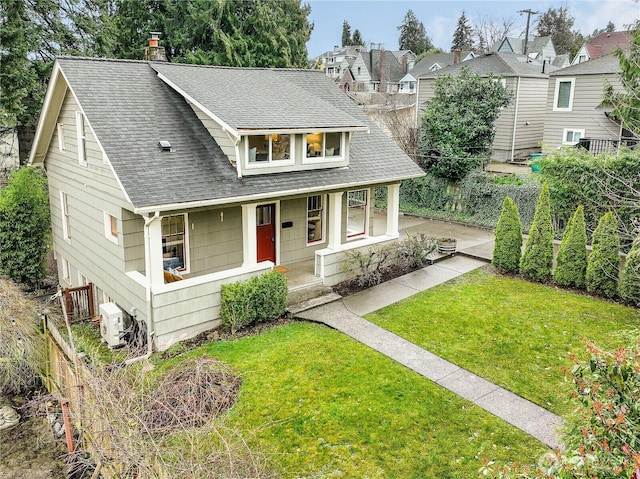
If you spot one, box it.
[618,235,640,306]
[586,212,620,298]
[553,205,587,289]
[492,196,523,274]
[220,271,287,333]
[520,183,554,282]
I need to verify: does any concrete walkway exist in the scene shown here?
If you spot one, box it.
[295,254,564,450]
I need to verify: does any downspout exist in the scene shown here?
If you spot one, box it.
[233,133,242,179]
[510,77,521,161]
[125,211,159,365]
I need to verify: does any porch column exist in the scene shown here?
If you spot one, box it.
[386,183,400,237]
[145,215,165,287]
[327,192,343,250]
[242,203,257,266]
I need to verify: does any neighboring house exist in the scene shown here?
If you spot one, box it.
[399,50,476,94]
[571,31,633,65]
[493,36,569,68]
[350,49,408,93]
[317,45,365,79]
[542,53,634,153]
[29,57,424,350]
[417,52,557,161]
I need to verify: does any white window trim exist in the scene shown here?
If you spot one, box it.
[57,123,65,151]
[78,271,88,287]
[76,111,87,166]
[306,194,326,246]
[60,191,71,242]
[162,213,190,274]
[245,134,294,169]
[346,189,369,239]
[303,132,345,164]
[61,256,71,284]
[562,128,585,145]
[553,77,575,112]
[104,212,119,244]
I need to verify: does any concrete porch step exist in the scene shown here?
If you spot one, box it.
[287,292,343,316]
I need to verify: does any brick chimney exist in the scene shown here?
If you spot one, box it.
[401,53,408,73]
[144,32,167,61]
[454,48,461,64]
[379,49,387,93]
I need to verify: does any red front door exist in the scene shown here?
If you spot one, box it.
[256,204,276,263]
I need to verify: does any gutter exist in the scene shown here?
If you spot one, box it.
[124,211,159,364]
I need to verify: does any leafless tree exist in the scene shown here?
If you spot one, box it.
[473,16,517,54]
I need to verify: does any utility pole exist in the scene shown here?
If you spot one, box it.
[518,9,541,58]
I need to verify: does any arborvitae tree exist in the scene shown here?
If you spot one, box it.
[397,9,433,55]
[341,20,352,46]
[586,212,621,298]
[492,196,523,274]
[451,11,474,51]
[554,205,587,288]
[520,183,554,282]
[352,29,364,46]
[0,167,50,288]
[619,235,640,306]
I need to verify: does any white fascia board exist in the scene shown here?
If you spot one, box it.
[155,72,240,142]
[132,171,424,215]
[238,126,369,135]
[28,61,64,166]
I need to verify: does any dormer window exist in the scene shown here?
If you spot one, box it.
[304,132,343,162]
[247,134,292,165]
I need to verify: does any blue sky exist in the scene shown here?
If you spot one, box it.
[306,0,640,57]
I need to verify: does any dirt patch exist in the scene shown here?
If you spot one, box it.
[332,262,430,297]
[0,401,66,479]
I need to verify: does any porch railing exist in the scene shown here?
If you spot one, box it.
[577,137,639,155]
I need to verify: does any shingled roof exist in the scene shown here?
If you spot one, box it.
[418,52,556,79]
[49,57,423,211]
[551,53,621,76]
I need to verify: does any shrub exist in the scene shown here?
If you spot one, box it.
[554,205,588,289]
[344,244,395,287]
[586,212,621,298]
[492,196,523,274]
[520,183,554,282]
[0,167,50,288]
[396,233,437,269]
[220,270,287,333]
[618,235,640,306]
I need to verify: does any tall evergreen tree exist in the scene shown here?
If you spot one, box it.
[451,11,474,51]
[536,6,578,55]
[554,205,588,289]
[586,212,621,298]
[352,29,364,46]
[397,9,432,55]
[520,183,554,282]
[341,20,352,47]
[619,234,640,306]
[0,0,111,165]
[492,196,523,274]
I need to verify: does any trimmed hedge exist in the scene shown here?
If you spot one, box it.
[554,205,587,289]
[220,270,287,333]
[520,183,554,282]
[618,235,640,306]
[586,212,621,298]
[492,196,523,274]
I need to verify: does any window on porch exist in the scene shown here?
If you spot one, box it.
[162,214,188,272]
[307,195,324,244]
[347,189,368,238]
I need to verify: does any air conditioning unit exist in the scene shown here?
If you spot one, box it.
[99,302,125,348]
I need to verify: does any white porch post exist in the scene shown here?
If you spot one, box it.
[386,183,400,237]
[145,216,165,287]
[327,192,343,249]
[242,203,257,266]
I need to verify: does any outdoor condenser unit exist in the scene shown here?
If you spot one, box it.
[99,302,125,348]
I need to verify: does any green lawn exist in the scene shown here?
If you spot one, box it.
[365,267,640,416]
[197,322,547,479]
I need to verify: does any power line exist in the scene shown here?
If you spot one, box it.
[518,9,541,58]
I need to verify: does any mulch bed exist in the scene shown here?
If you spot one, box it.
[332,261,432,298]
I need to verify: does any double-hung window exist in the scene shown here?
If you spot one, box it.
[76,111,87,165]
[60,191,71,241]
[307,195,325,244]
[553,78,575,111]
[162,214,188,272]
